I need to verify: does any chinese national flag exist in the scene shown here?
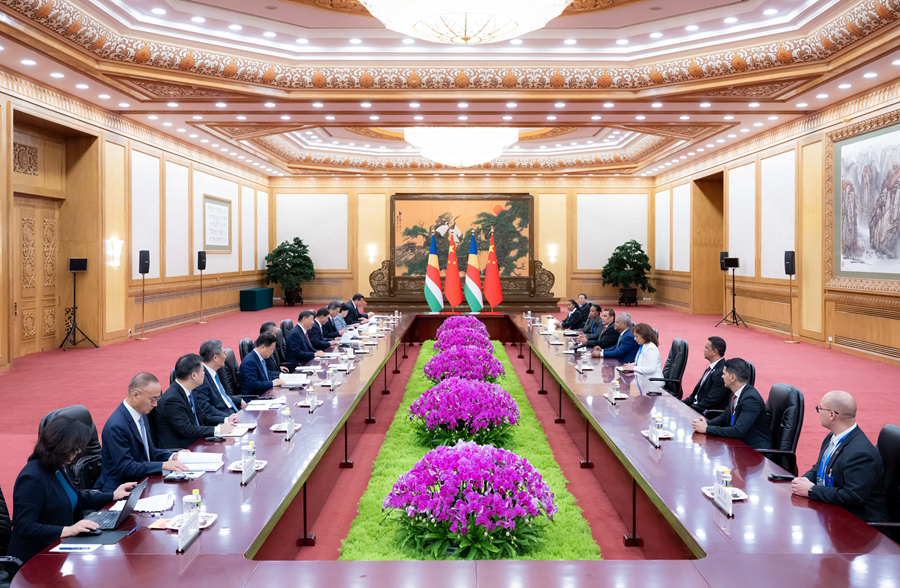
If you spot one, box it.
[483,231,504,309]
[444,232,464,309]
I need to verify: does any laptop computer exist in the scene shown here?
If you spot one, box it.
[85,480,147,530]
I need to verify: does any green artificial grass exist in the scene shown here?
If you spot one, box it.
[338,341,602,561]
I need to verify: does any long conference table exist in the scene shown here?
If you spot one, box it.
[12,313,900,588]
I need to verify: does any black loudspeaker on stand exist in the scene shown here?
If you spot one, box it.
[716,257,748,328]
[784,251,799,344]
[196,251,207,324]
[136,250,151,340]
[60,258,98,351]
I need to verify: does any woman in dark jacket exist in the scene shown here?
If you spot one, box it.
[7,417,135,567]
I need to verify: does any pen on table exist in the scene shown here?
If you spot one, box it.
[56,546,95,551]
[125,525,140,537]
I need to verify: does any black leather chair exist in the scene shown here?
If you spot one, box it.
[38,406,102,490]
[747,360,756,387]
[280,319,294,336]
[869,424,900,539]
[239,337,254,361]
[0,485,21,588]
[757,384,804,476]
[649,338,688,399]
[218,348,241,397]
[169,368,176,386]
[274,328,287,365]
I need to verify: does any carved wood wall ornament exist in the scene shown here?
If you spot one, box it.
[43,218,56,287]
[13,143,38,175]
[22,311,36,340]
[369,260,391,297]
[22,217,36,289]
[43,308,56,337]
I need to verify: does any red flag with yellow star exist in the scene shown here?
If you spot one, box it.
[444,232,464,309]
[483,229,503,309]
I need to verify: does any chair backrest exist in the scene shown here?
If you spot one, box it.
[876,424,900,522]
[661,338,688,400]
[169,368,176,386]
[147,408,160,447]
[274,328,286,364]
[38,406,102,489]
[239,337,254,361]
[0,484,10,557]
[219,348,240,397]
[746,360,756,387]
[280,319,294,336]
[766,384,804,473]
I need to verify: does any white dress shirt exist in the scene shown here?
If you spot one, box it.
[631,342,663,379]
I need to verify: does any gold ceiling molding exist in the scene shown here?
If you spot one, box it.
[204,124,300,140]
[2,0,898,91]
[622,123,730,140]
[0,70,268,184]
[281,0,648,18]
[690,80,808,99]
[342,126,579,142]
[119,79,237,99]
[269,176,656,187]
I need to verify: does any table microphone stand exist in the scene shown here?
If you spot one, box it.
[716,267,747,328]
[60,270,98,351]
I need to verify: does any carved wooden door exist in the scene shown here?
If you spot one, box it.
[13,196,59,357]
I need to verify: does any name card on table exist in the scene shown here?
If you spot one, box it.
[176,510,201,553]
[284,414,296,442]
[648,423,661,448]
[713,483,734,518]
[241,452,256,486]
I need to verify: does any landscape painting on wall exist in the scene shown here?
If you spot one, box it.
[393,196,531,277]
[837,124,900,277]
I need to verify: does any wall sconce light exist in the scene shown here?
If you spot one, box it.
[548,244,558,264]
[105,238,124,268]
[367,244,377,263]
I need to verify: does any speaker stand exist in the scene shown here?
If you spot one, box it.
[196,270,207,324]
[784,273,799,344]
[60,271,98,351]
[716,268,747,328]
[136,274,150,340]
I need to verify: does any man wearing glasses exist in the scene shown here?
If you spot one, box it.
[95,372,188,492]
[791,390,890,522]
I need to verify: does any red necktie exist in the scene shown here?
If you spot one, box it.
[305,331,312,347]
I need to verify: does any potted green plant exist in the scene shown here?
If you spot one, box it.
[265,237,316,306]
[601,240,656,307]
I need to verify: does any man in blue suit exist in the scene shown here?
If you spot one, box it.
[286,311,325,365]
[322,301,346,339]
[309,308,337,351]
[96,373,188,492]
[345,293,369,325]
[240,332,285,396]
[196,339,247,421]
[592,312,639,363]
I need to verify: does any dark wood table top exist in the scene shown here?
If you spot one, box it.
[12,313,900,588]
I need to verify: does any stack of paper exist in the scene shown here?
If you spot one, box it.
[111,493,175,512]
[222,423,257,438]
[178,452,225,472]
[246,396,286,410]
[280,374,310,386]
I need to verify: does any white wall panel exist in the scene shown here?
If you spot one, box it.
[672,183,691,272]
[131,151,160,279]
[164,161,189,278]
[276,193,348,270]
[576,193,648,270]
[241,186,256,272]
[192,170,239,275]
[654,190,671,271]
[257,191,269,270]
[761,150,796,279]
[728,163,757,277]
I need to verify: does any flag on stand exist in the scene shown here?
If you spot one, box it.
[444,232,464,309]
[424,232,444,312]
[484,229,504,309]
[464,235,483,312]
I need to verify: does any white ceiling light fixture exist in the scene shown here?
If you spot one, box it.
[863,72,878,78]
[685,25,699,31]
[724,17,738,24]
[151,8,166,15]
[76,83,89,89]
[649,32,663,38]
[21,59,36,66]
[191,16,206,23]
[192,115,203,120]
[838,83,852,89]
[763,8,778,15]
[229,24,242,31]
[349,38,362,44]
[616,39,628,45]
[563,38,577,45]
[51,72,64,78]
[264,32,277,38]
[510,39,523,45]
[215,102,227,108]
[404,127,519,167]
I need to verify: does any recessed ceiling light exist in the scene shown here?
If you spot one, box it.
[636,115,645,120]
[148,115,158,120]
[201,139,209,143]
[603,102,614,108]
[189,134,198,138]
[306,131,315,135]
[546,115,556,120]
[265,102,276,107]
[361,102,371,108]
[680,115,690,120]
[650,32,663,38]
[510,39,523,45]
[409,102,420,108]
[296,38,309,44]
[177,128,185,132]
[238,156,245,159]
[796,102,808,107]
[414,115,424,120]
[50,72,64,78]
[151,8,166,15]
[591,115,601,120]
[228,24,242,31]
[555,144,562,147]
[220,147,228,151]
[215,102,227,108]
[20,59,36,66]
[685,25,699,31]
[167,102,178,107]
[325,115,335,120]
[163,122,172,127]
[540,145,546,149]
[748,102,760,107]
[700,102,711,108]
[263,32,277,38]
[651,102,662,108]
[191,16,206,23]
[688,152,695,156]
[763,8,778,15]
[459,116,468,120]
[236,115,246,120]
[768,116,779,120]
[753,122,763,126]
[697,148,705,152]
[370,115,380,120]
[616,39,628,45]
[99,94,110,99]
[706,143,714,148]
[863,72,878,78]
[281,115,291,120]
[816,93,829,99]
[502,115,512,121]
[192,115,203,120]
[349,38,362,44]
[506,102,517,108]
[458,102,468,108]
[402,38,415,44]
[838,83,852,89]
[564,39,577,45]
[727,134,737,138]
[379,145,385,149]
[724,115,734,120]
[724,17,738,24]
[76,83,89,89]
[554,102,565,108]
[894,60,900,66]
[716,139,725,143]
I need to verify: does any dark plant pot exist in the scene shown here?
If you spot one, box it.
[618,288,638,307]
[283,287,303,307]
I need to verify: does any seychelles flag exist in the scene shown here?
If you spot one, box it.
[464,235,483,312]
[425,233,444,312]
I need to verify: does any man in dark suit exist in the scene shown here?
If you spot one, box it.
[579,307,619,349]
[592,312,639,363]
[286,310,325,365]
[576,293,591,317]
[558,299,585,330]
[196,339,247,421]
[154,354,235,450]
[96,373,188,492]
[345,293,369,325]
[260,321,289,375]
[692,358,772,450]
[791,390,890,522]
[683,336,731,414]
[240,332,286,396]
[309,308,337,350]
[323,301,346,339]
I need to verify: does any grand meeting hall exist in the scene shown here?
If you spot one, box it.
[0,0,899,586]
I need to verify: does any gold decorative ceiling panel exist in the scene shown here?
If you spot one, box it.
[342,126,579,142]
[280,0,649,18]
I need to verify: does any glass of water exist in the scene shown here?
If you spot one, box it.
[327,369,336,386]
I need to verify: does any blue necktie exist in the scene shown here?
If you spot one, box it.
[215,373,238,412]
[635,346,643,363]
[187,393,200,426]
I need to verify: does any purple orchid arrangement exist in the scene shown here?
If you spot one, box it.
[436,315,489,338]
[408,377,519,447]
[423,345,505,384]
[383,440,557,559]
[433,327,494,354]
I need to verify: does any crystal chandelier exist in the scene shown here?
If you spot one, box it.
[404,127,519,167]
[358,0,574,45]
